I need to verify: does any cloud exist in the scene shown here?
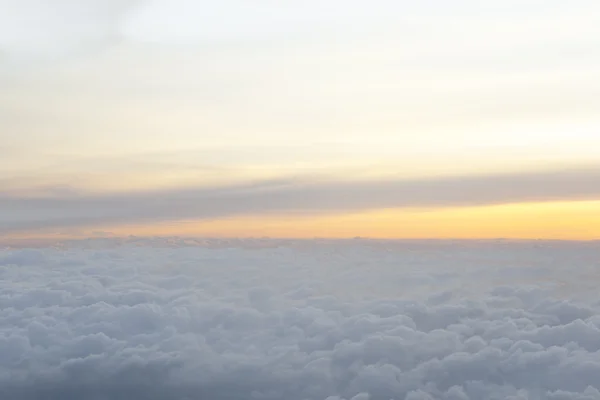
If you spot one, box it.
[2,167,600,234]
[1,238,600,399]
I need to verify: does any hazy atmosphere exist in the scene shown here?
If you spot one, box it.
[2,0,600,240]
[2,3,600,400]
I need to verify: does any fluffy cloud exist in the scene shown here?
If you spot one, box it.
[1,238,600,399]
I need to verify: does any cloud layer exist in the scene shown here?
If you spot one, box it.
[2,238,600,399]
[2,167,600,234]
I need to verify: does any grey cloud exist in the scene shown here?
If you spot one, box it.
[2,167,600,233]
[2,239,600,399]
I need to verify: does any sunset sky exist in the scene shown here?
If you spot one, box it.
[1,0,600,240]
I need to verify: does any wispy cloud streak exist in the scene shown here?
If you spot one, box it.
[2,167,600,233]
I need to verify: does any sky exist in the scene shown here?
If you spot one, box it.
[1,0,600,240]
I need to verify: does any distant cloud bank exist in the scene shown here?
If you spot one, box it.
[2,167,600,234]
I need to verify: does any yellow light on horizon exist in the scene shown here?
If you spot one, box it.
[11,200,597,242]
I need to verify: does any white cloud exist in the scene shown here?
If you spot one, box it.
[1,238,600,399]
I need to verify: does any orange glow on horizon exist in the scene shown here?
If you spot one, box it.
[6,200,599,242]
[136,200,600,240]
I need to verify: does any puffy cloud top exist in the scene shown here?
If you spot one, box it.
[2,238,600,399]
